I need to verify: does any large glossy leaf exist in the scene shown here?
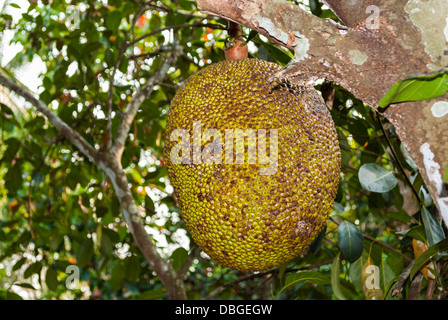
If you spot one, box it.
[421,207,445,246]
[337,221,364,263]
[358,163,397,193]
[378,68,448,108]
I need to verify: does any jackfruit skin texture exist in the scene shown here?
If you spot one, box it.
[164,58,341,272]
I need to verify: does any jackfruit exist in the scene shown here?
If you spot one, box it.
[164,58,341,272]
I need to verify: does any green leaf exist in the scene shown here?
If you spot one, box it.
[410,238,448,279]
[421,207,445,246]
[358,163,397,193]
[106,10,122,31]
[0,103,21,128]
[4,161,23,195]
[24,262,42,279]
[109,260,124,291]
[144,194,156,216]
[331,252,345,300]
[45,267,59,291]
[133,288,167,300]
[395,224,426,242]
[124,255,140,283]
[12,257,27,271]
[378,69,448,108]
[379,252,395,294]
[337,221,364,263]
[76,238,94,268]
[100,232,113,258]
[13,283,36,290]
[443,163,448,184]
[9,3,21,9]
[170,247,189,271]
[279,270,330,295]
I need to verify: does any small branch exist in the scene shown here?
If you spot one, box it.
[178,245,201,279]
[362,234,412,263]
[391,260,414,297]
[376,111,422,204]
[128,22,226,47]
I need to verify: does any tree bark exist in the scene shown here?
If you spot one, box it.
[196,0,448,227]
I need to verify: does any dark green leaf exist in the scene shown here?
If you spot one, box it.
[395,224,426,242]
[124,255,140,283]
[109,260,124,291]
[106,10,122,31]
[13,283,36,290]
[45,267,59,291]
[421,207,445,246]
[337,221,363,263]
[24,262,42,279]
[133,288,167,300]
[358,163,397,193]
[76,238,94,268]
[170,247,189,270]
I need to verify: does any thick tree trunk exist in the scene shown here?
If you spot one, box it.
[197,0,448,227]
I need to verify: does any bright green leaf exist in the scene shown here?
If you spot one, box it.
[378,69,448,108]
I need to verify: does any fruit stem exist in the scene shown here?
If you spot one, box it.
[225,21,248,60]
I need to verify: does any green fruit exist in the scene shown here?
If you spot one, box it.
[164,58,341,271]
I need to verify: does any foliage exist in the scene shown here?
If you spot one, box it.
[0,0,447,300]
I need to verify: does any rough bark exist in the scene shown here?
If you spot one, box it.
[196,0,448,227]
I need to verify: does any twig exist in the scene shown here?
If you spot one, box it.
[128,22,226,47]
[376,111,422,203]
[178,245,201,279]
[363,234,412,262]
